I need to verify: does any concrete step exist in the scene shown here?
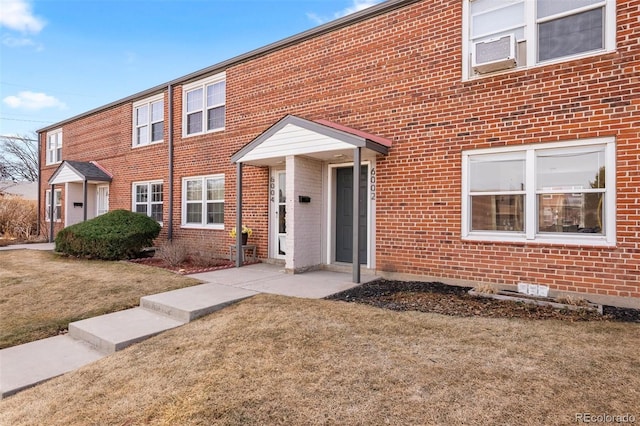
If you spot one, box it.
[140,283,258,322]
[0,335,104,399]
[68,307,185,355]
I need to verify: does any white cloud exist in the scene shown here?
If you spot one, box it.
[1,34,43,50]
[3,91,66,110]
[0,0,46,33]
[307,0,384,25]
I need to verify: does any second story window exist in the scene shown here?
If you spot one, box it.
[463,0,615,79]
[183,73,226,137]
[46,129,62,165]
[133,95,164,147]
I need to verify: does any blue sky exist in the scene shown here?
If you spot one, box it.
[0,0,384,137]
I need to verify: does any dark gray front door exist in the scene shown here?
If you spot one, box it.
[335,166,368,264]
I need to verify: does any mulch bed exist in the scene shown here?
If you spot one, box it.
[129,257,259,275]
[326,279,640,323]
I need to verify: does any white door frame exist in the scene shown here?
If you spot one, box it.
[96,184,109,216]
[326,161,373,268]
[269,168,287,259]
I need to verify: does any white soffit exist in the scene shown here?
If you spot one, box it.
[237,123,355,163]
[49,163,83,185]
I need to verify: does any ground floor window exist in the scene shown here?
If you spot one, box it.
[181,174,224,228]
[133,181,163,223]
[45,189,62,222]
[462,137,615,246]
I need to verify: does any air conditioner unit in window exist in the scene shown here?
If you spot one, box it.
[472,34,517,74]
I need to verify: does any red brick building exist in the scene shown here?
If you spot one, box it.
[38,0,639,307]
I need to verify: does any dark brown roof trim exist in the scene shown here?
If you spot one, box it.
[38,0,419,133]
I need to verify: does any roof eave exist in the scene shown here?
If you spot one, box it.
[37,0,419,134]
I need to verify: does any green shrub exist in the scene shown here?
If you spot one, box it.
[55,209,161,260]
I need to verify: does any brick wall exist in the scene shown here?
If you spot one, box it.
[40,0,640,299]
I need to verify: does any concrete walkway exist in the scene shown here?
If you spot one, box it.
[0,262,373,399]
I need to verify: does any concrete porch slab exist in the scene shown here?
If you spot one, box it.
[189,263,376,299]
[0,335,104,399]
[140,283,258,322]
[68,308,185,354]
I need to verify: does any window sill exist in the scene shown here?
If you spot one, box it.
[182,127,225,139]
[462,233,615,248]
[463,48,616,82]
[132,140,164,149]
[180,224,224,230]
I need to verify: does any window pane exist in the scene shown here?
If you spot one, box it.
[186,89,202,113]
[471,195,525,231]
[207,81,225,106]
[151,101,163,122]
[151,204,163,222]
[137,126,148,145]
[206,202,224,224]
[537,148,605,190]
[538,193,603,234]
[136,204,148,215]
[187,112,202,134]
[186,203,202,223]
[472,2,524,38]
[207,106,225,130]
[136,185,148,202]
[470,157,525,191]
[151,184,163,202]
[151,122,163,142]
[538,8,603,62]
[136,105,148,126]
[537,0,601,19]
[206,178,224,200]
[186,180,202,201]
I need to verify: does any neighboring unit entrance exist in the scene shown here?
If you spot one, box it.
[335,166,368,264]
[271,170,287,259]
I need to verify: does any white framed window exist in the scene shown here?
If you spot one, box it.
[461,137,616,246]
[182,73,226,137]
[462,0,616,79]
[181,174,224,228]
[133,94,164,147]
[133,181,163,223]
[45,189,62,222]
[46,129,62,165]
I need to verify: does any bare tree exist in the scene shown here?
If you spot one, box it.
[0,134,39,182]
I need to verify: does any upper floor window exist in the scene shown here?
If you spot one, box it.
[461,138,616,247]
[133,95,164,147]
[181,174,224,228]
[463,0,615,79]
[133,181,163,223]
[46,129,62,165]
[183,73,226,137]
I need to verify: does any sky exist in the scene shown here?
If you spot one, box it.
[0,0,384,138]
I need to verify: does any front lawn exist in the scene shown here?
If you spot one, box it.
[0,250,201,349]
[0,294,638,424]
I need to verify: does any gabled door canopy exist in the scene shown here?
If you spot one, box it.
[231,115,392,166]
[48,160,112,185]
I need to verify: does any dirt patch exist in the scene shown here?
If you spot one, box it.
[327,279,640,323]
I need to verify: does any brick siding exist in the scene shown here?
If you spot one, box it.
[40,0,640,299]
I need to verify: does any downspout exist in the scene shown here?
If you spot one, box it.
[49,184,55,242]
[167,84,174,240]
[36,132,41,236]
